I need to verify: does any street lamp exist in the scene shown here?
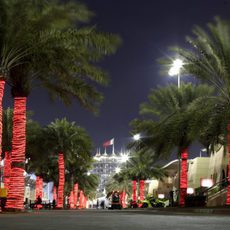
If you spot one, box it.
[133,134,141,141]
[168,59,184,88]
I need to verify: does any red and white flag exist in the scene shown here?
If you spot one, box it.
[103,138,114,147]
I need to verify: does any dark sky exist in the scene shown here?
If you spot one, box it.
[3,0,230,155]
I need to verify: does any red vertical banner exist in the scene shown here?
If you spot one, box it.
[53,186,57,201]
[139,180,145,201]
[74,183,78,208]
[132,180,137,202]
[0,80,5,181]
[226,124,230,205]
[69,191,74,209]
[180,149,188,206]
[6,97,27,210]
[57,152,65,208]
[3,151,11,190]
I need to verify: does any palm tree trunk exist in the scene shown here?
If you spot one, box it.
[0,80,5,188]
[132,180,137,202]
[6,97,26,210]
[57,152,65,208]
[35,176,43,199]
[53,185,57,201]
[180,148,188,206]
[3,151,11,189]
[139,180,145,201]
[74,183,78,208]
[226,124,230,205]
[79,190,83,209]
[121,191,126,208]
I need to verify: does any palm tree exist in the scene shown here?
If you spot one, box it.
[131,83,214,205]
[168,17,230,205]
[43,118,93,208]
[125,151,165,202]
[4,0,120,210]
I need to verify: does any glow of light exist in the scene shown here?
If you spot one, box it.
[115,167,121,173]
[158,194,165,199]
[87,172,91,176]
[187,188,194,194]
[201,179,213,188]
[168,59,183,76]
[121,154,129,163]
[133,134,140,141]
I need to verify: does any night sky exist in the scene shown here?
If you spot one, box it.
[3,0,230,155]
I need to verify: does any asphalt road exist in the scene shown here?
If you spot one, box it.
[0,209,230,230]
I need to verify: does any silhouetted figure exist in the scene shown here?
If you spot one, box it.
[169,190,174,207]
[96,199,99,209]
[36,195,42,205]
[52,199,56,209]
[100,200,105,209]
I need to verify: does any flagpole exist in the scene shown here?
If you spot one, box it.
[112,143,115,154]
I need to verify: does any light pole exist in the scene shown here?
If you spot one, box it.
[168,59,184,88]
[168,58,184,205]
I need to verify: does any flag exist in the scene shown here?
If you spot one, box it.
[103,138,114,147]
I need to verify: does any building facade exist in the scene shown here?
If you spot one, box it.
[90,151,129,197]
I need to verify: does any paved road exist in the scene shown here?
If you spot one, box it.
[0,209,230,230]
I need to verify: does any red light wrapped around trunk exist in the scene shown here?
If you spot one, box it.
[180,149,188,206]
[6,97,26,210]
[226,124,230,205]
[3,151,11,189]
[57,152,65,208]
[132,180,137,202]
[139,180,145,201]
[74,183,78,208]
